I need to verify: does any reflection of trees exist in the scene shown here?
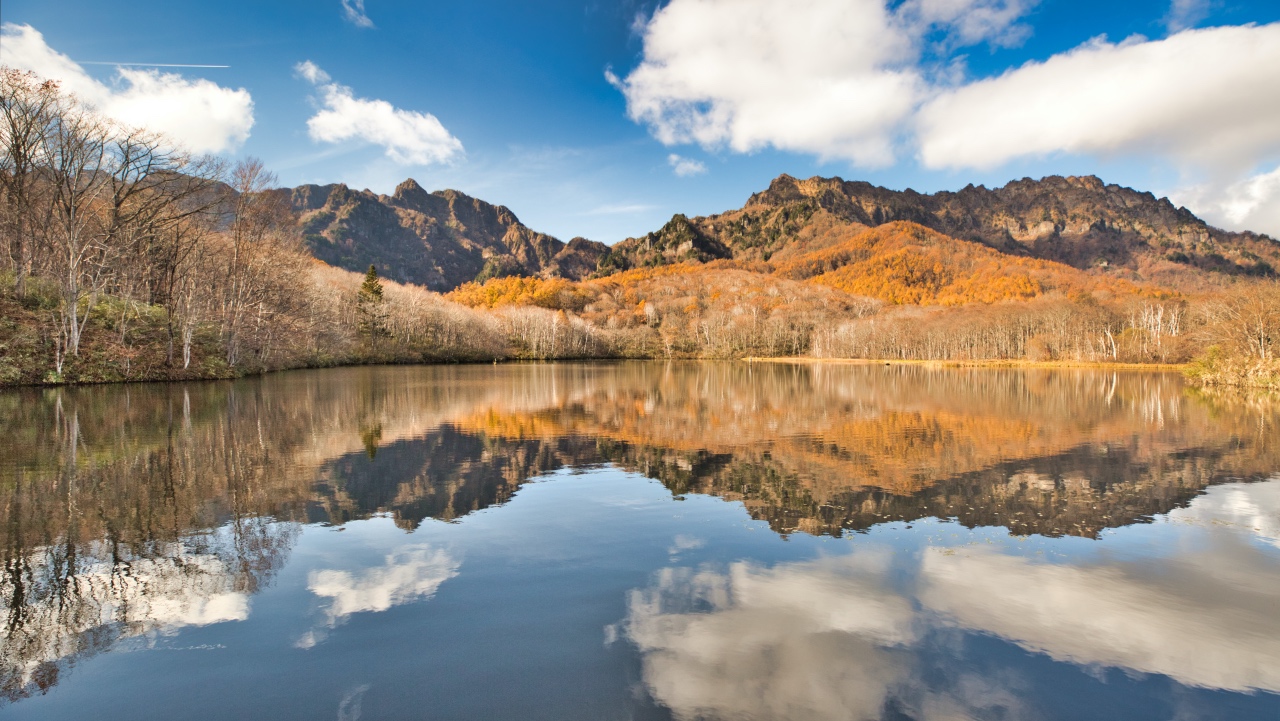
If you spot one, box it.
[448,363,1280,539]
[1,361,1277,703]
[0,391,304,704]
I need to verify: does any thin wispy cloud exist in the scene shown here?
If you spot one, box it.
[342,0,375,28]
[78,62,231,68]
[581,202,659,216]
[295,60,463,166]
[1165,0,1212,31]
[667,154,707,177]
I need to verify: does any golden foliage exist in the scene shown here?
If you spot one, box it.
[774,222,1157,306]
[446,276,585,310]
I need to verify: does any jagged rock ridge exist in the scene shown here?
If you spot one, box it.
[600,174,1278,290]
[292,179,608,291]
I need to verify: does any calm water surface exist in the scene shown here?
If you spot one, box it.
[1,362,1278,720]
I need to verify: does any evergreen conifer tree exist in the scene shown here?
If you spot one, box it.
[357,264,387,344]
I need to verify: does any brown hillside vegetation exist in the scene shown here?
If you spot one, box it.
[773,221,1162,305]
[450,262,878,357]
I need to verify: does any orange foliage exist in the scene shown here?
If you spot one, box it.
[447,276,584,310]
[774,221,1159,306]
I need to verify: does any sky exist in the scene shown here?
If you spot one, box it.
[2,0,1279,243]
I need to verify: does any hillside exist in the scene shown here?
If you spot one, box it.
[291,179,608,290]
[599,174,1280,291]
[773,221,1156,305]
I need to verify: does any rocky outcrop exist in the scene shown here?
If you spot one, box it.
[294,179,608,291]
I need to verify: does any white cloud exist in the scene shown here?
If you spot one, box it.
[1166,0,1211,31]
[612,0,1034,166]
[1173,164,1280,238]
[0,23,253,154]
[897,0,1038,48]
[296,60,464,166]
[667,153,707,177]
[614,5,1280,236]
[917,25,1280,174]
[341,0,375,28]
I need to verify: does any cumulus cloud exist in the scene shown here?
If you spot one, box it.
[611,0,1033,166]
[0,23,253,154]
[667,154,707,177]
[341,0,375,28]
[1173,165,1280,238]
[917,25,1280,173]
[614,4,1280,235]
[296,60,464,165]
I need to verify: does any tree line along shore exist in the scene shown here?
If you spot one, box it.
[1,68,1277,390]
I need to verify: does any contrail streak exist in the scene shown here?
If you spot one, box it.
[78,62,230,68]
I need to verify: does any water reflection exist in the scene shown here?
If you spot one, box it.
[620,481,1280,720]
[298,544,459,649]
[0,362,1277,715]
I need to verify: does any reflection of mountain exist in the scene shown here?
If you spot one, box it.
[618,442,1253,538]
[2,362,1278,704]
[308,426,603,530]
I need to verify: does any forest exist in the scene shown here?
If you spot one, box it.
[1,68,1278,388]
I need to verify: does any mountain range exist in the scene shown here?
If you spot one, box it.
[286,174,1279,294]
[290,179,606,291]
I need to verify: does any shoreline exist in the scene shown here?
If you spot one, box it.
[0,355,1195,390]
[742,357,1189,371]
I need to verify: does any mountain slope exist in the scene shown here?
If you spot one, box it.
[292,179,608,291]
[772,221,1153,305]
[599,174,1279,291]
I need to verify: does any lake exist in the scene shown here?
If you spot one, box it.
[1,362,1277,721]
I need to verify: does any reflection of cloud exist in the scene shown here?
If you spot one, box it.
[667,534,704,556]
[623,482,1280,717]
[623,552,916,721]
[919,540,1280,693]
[1,543,254,697]
[307,545,459,630]
[337,683,371,721]
[1166,478,1280,548]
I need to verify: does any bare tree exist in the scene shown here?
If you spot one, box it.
[0,68,61,296]
[40,104,112,365]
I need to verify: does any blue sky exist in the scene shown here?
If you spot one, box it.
[2,0,1279,242]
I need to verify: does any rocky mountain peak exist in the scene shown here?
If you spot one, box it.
[392,178,428,202]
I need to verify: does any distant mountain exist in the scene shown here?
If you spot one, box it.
[290,179,608,291]
[288,174,1277,294]
[600,174,1279,290]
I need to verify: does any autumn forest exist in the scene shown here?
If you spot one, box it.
[2,68,1278,389]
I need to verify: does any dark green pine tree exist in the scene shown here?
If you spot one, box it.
[357,264,387,345]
